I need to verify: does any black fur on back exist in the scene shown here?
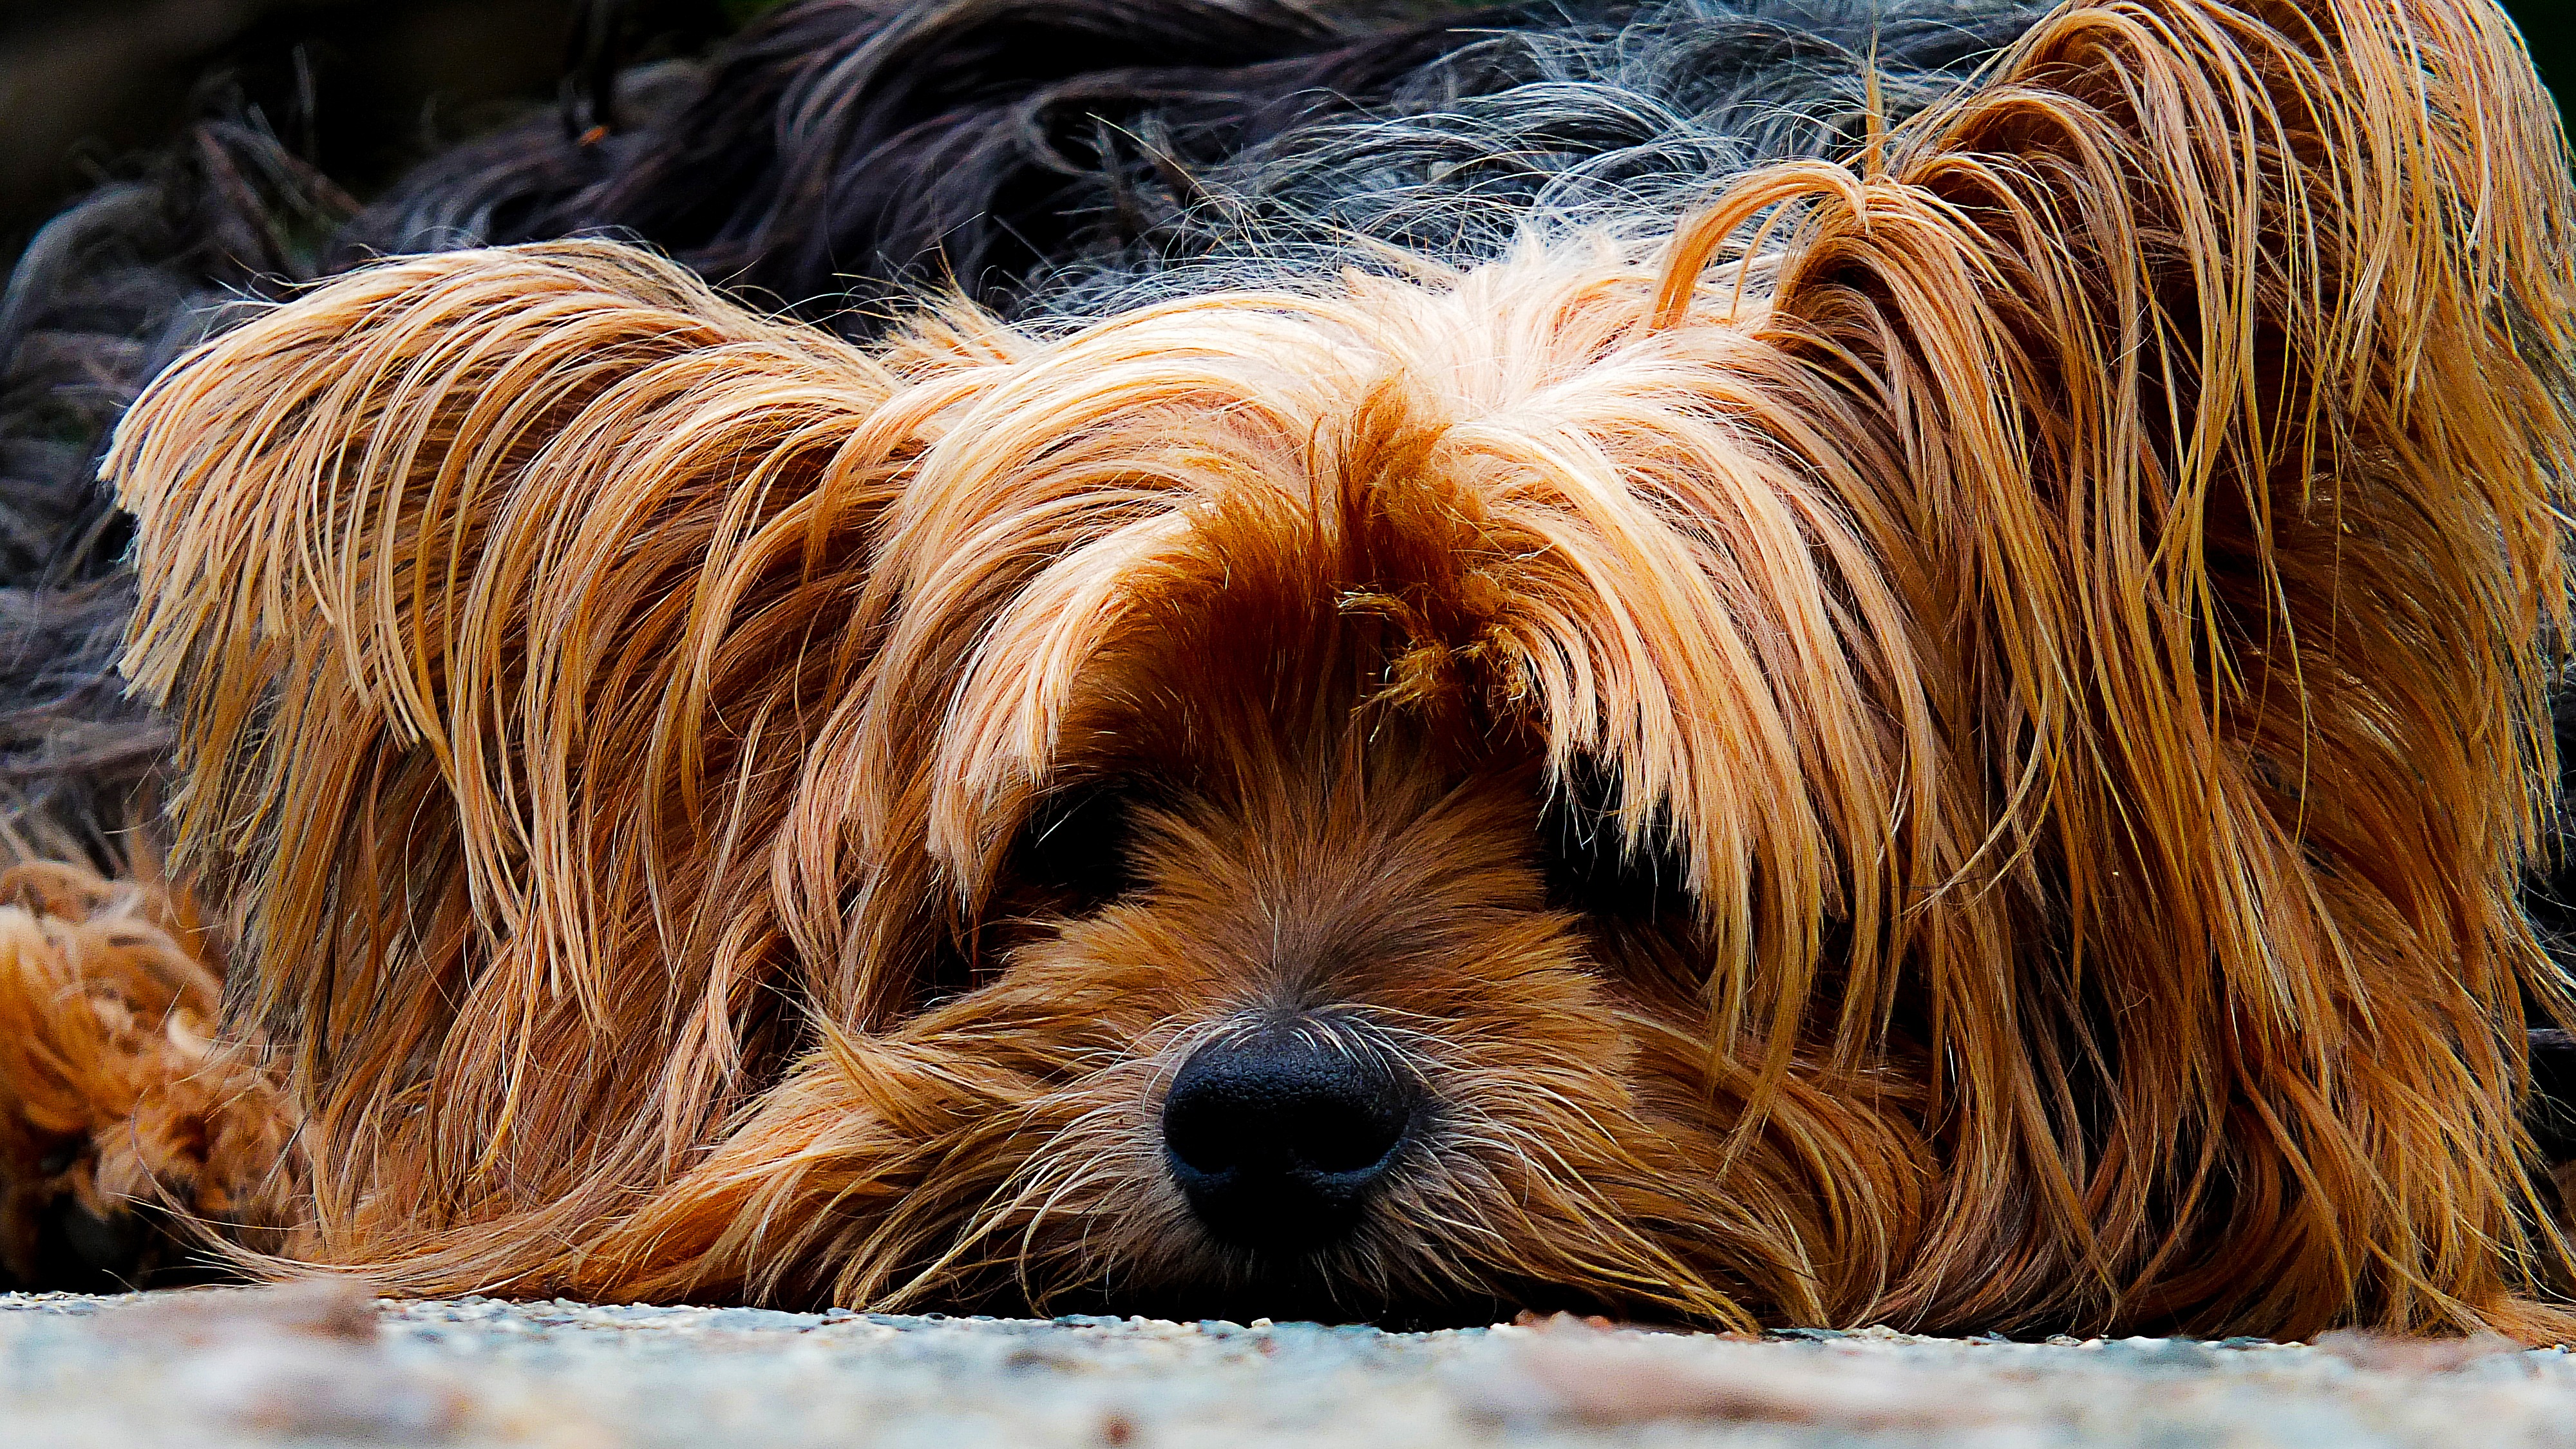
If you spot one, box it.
[1038,0,2048,312]
[0,121,350,859]
[336,0,1553,318]
[339,0,2052,324]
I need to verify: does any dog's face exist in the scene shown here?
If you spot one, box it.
[744,266,1935,1326]
[937,551,1731,1323]
[964,689,1690,1322]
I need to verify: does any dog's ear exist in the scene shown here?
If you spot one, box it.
[106,240,952,1275]
[1654,0,2575,1332]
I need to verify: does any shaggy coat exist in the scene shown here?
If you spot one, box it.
[72,0,2576,1340]
[3,0,2575,1340]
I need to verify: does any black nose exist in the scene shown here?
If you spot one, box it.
[1162,1025,1416,1253]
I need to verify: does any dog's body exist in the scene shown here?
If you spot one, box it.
[1,0,2573,1340]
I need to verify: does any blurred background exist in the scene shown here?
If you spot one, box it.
[0,0,2567,261]
[0,0,739,258]
[2515,1,2572,136]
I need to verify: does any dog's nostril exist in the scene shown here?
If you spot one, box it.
[1162,1025,1415,1253]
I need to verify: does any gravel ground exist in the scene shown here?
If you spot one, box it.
[5,1287,2574,1448]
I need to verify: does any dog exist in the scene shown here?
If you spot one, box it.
[5,0,2576,1341]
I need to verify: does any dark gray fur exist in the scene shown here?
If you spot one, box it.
[0,124,350,862]
[1038,0,2050,315]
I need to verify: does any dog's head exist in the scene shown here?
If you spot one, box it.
[788,262,1935,1323]
[109,0,2576,1336]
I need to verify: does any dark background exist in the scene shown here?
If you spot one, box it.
[2523,0,2572,134]
[0,0,740,257]
[0,0,2567,261]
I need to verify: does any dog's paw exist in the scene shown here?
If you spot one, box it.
[0,860,304,1288]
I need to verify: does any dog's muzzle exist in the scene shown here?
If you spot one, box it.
[1160,1022,1416,1253]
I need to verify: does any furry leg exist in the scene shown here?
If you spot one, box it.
[0,859,304,1287]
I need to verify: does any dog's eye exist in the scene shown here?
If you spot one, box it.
[1012,781,1140,915]
[1536,761,1689,920]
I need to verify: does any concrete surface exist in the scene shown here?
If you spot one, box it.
[3,1285,2573,1447]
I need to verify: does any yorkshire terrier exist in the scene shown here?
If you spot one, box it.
[3,0,2575,1341]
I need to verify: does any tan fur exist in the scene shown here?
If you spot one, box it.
[0,858,303,1284]
[71,0,2576,1334]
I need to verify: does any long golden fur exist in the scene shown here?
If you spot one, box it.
[48,0,2576,1336]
